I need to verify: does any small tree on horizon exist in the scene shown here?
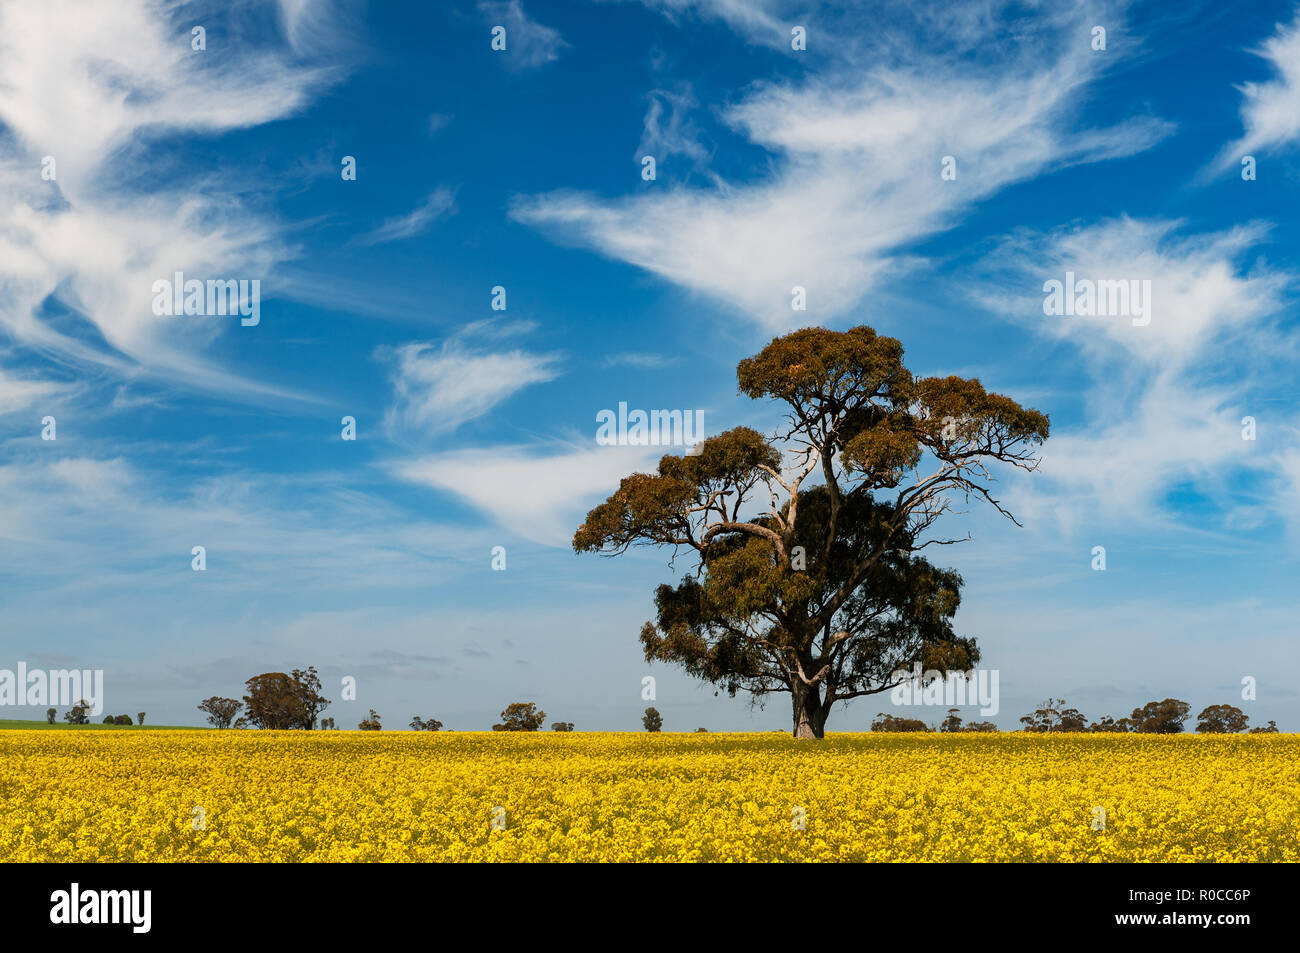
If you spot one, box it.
[642,707,663,732]
[493,702,546,732]
[1196,704,1248,734]
[197,697,242,729]
[138,712,146,726]
[358,709,382,730]
[242,667,329,730]
[1131,698,1191,734]
[551,722,574,732]
[45,707,55,725]
[1088,715,1135,733]
[871,713,930,732]
[1019,698,1086,732]
[63,699,90,725]
[410,715,443,731]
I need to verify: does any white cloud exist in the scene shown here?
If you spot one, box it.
[394,443,664,546]
[637,87,708,163]
[1275,443,1300,526]
[512,9,1171,330]
[0,365,64,414]
[277,0,364,58]
[624,0,786,46]
[1215,8,1300,167]
[0,0,333,184]
[977,217,1289,370]
[478,0,568,69]
[1016,375,1257,532]
[382,333,561,437]
[0,0,342,399]
[356,188,457,246]
[0,453,479,595]
[975,217,1295,529]
[602,352,679,369]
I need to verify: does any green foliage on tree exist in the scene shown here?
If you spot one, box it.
[1130,698,1190,734]
[642,707,663,732]
[63,699,90,725]
[937,711,997,732]
[1196,704,1249,733]
[871,713,930,732]
[198,696,242,729]
[1019,698,1087,732]
[1088,715,1135,733]
[493,702,546,732]
[241,667,329,730]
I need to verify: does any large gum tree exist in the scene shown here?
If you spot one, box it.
[574,326,1049,739]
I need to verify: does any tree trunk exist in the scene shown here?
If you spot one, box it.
[792,682,826,739]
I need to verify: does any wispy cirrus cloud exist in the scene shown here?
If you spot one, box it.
[602,352,680,369]
[355,188,457,246]
[381,326,562,438]
[0,0,344,400]
[974,216,1295,531]
[636,86,709,165]
[478,0,568,69]
[977,217,1289,370]
[394,442,662,546]
[0,362,66,414]
[1214,7,1300,169]
[622,0,786,46]
[277,0,366,58]
[0,453,478,595]
[512,2,1171,330]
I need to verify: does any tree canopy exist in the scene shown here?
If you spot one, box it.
[198,696,242,729]
[575,325,1049,738]
[493,702,546,732]
[241,667,329,730]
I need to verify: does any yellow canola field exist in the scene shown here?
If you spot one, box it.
[1,730,1296,862]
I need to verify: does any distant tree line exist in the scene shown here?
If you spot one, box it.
[199,668,564,732]
[48,703,145,726]
[871,698,1280,733]
[194,677,593,733]
[195,674,1284,735]
[1018,698,1277,734]
[871,712,997,732]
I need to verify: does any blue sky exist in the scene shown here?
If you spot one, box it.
[1,0,1298,731]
